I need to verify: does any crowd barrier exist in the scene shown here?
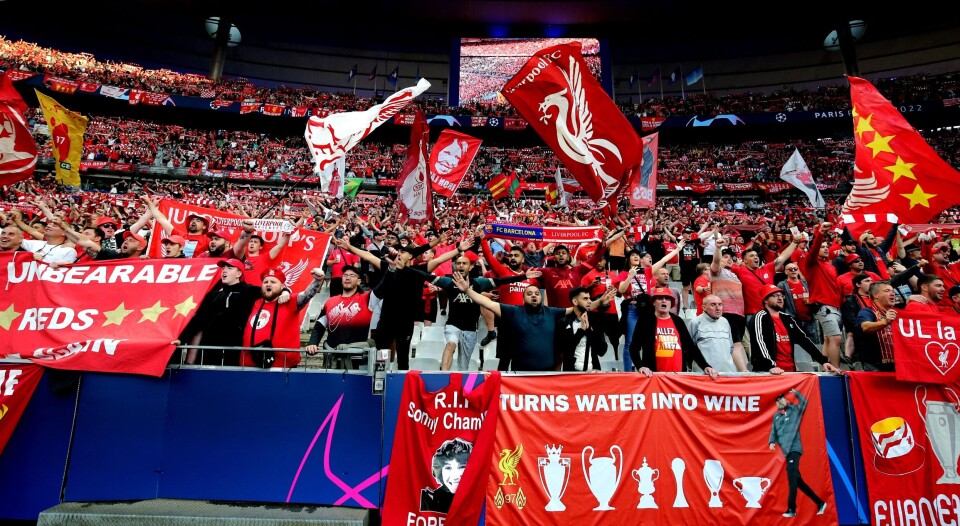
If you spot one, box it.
[0,367,908,525]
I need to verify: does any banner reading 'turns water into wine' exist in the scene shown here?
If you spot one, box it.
[486,374,836,525]
[847,372,960,526]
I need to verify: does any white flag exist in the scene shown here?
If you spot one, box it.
[304,78,430,174]
[553,167,568,208]
[779,148,825,208]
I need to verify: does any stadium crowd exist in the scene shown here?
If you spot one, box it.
[4,169,960,375]
[6,36,960,377]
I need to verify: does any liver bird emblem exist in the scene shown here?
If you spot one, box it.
[498,443,523,486]
[842,163,890,212]
[537,57,622,190]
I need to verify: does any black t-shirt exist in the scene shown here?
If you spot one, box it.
[442,277,497,331]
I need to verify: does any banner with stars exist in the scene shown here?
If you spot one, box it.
[841,75,960,238]
[0,252,218,377]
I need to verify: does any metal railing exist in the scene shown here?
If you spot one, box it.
[171,344,380,376]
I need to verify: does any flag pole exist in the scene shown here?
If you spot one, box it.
[658,65,664,100]
[637,68,642,105]
[701,65,706,96]
[679,64,685,100]
[353,75,357,96]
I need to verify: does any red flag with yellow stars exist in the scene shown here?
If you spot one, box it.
[841,75,960,238]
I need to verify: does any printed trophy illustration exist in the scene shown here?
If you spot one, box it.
[672,458,689,507]
[916,386,960,484]
[733,477,770,508]
[538,444,571,511]
[582,444,623,511]
[631,457,659,508]
[703,459,724,507]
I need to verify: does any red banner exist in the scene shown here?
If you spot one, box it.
[0,364,43,457]
[629,132,658,208]
[147,199,331,294]
[0,72,38,186]
[128,90,171,106]
[501,42,642,214]
[668,183,716,193]
[0,253,219,376]
[892,311,960,384]
[44,76,78,94]
[240,102,260,114]
[262,103,284,116]
[847,372,960,526]
[429,130,482,198]
[486,374,835,525]
[756,183,793,194]
[640,117,666,131]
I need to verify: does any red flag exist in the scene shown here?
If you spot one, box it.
[847,373,960,522]
[0,253,219,377]
[892,311,960,384]
[397,110,433,223]
[501,42,641,215]
[842,75,960,238]
[0,72,38,185]
[0,364,43,457]
[628,132,659,208]
[146,199,331,294]
[429,130,482,198]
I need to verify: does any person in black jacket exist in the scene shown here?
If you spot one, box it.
[751,284,842,374]
[176,258,290,365]
[557,287,616,371]
[631,287,718,378]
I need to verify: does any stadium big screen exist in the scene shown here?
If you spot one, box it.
[451,37,608,107]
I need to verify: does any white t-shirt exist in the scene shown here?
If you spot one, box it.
[21,239,78,263]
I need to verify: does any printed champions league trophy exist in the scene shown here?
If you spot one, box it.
[538,444,571,511]
[916,386,960,484]
[582,444,623,511]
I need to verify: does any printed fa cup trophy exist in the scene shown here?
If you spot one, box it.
[916,386,960,484]
[703,459,724,507]
[582,444,623,511]
[671,458,688,507]
[631,457,659,509]
[538,444,571,511]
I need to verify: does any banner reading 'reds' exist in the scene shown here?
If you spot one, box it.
[847,372,960,526]
[486,374,836,525]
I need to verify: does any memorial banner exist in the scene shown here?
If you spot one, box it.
[0,364,43,457]
[484,223,602,244]
[892,311,960,384]
[485,374,836,525]
[847,372,960,526]
[147,199,331,294]
[0,253,219,376]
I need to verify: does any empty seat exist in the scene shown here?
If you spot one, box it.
[481,358,500,371]
[419,325,446,343]
[415,340,446,360]
[599,359,622,372]
[408,357,441,371]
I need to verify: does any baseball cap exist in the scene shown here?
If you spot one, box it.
[845,253,863,264]
[934,242,951,252]
[425,229,438,237]
[650,287,675,303]
[162,235,186,247]
[261,267,287,283]
[187,214,209,226]
[842,238,857,245]
[122,230,146,248]
[721,248,738,258]
[217,258,245,271]
[759,284,784,302]
[206,229,231,240]
[95,217,118,228]
[904,244,921,253]
[950,285,960,298]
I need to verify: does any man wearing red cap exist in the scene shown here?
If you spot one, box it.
[750,284,840,374]
[836,253,881,297]
[631,287,718,378]
[194,221,252,260]
[239,266,324,369]
[176,258,289,366]
[143,196,210,258]
[162,235,187,258]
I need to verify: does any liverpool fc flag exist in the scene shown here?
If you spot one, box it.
[34,90,87,188]
[841,75,960,237]
[501,42,642,215]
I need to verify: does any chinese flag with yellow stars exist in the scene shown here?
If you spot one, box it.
[841,75,960,238]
